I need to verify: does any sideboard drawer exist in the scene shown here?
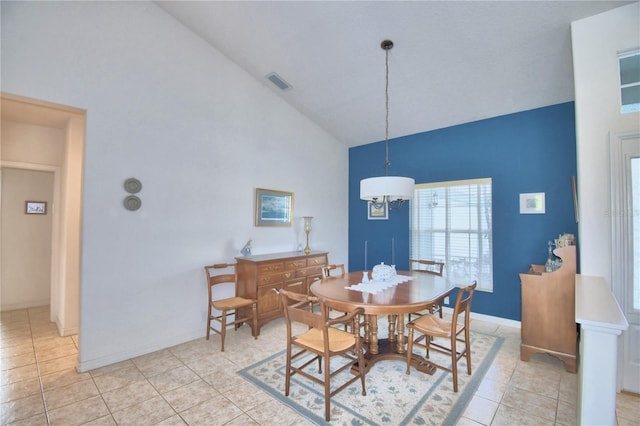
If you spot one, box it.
[257,272,285,285]
[307,255,326,267]
[297,266,323,278]
[258,262,284,274]
[284,259,306,270]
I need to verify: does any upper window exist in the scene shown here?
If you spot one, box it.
[619,50,640,114]
[410,178,493,292]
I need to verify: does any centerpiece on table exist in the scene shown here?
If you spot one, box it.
[371,262,397,282]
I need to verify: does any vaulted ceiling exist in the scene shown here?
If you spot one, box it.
[156,1,632,147]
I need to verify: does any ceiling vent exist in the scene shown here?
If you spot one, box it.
[265,72,292,91]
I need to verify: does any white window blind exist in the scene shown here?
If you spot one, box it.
[410,178,493,291]
[620,50,640,114]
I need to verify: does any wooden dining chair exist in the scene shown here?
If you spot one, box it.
[409,259,446,320]
[322,263,372,334]
[405,281,477,392]
[278,289,366,421]
[204,263,257,351]
[318,263,346,317]
[410,259,445,276]
[322,263,346,279]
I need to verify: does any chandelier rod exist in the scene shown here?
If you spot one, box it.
[383,39,392,176]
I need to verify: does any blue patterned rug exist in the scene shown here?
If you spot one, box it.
[238,327,503,425]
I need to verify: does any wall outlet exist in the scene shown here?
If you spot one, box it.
[444,296,450,305]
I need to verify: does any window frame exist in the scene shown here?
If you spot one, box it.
[410,178,493,292]
[619,49,640,114]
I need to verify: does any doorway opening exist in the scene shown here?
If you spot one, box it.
[1,93,85,338]
[610,130,640,394]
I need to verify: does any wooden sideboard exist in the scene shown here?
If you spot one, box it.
[236,251,328,335]
[519,245,577,373]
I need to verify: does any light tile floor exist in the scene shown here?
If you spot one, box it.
[1,306,638,425]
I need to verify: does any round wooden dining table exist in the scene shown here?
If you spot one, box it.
[310,270,456,374]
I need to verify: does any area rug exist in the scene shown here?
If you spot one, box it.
[238,325,503,425]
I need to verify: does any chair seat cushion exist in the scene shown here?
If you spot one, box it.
[294,327,356,353]
[212,296,255,311]
[409,314,462,338]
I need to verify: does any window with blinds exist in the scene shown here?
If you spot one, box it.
[410,178,493,291]
[619,50,640,114]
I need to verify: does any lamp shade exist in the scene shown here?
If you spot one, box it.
[360,176,415,202]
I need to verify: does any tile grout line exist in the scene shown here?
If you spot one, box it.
[87,368,117,424]
[157,350,248,425]
[28,309,51,426]
[134,357,185,425]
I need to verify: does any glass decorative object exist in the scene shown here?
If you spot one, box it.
[241,239,252,257]
[545,240,554,272]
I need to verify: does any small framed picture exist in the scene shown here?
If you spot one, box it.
[25,201,47,215]
[519,193,545,214]
[255,188,293,226]
[368,201,388,220]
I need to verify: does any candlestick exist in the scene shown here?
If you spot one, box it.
[364,240,368,270]
[303,217,313,254]
[391,237,395,265]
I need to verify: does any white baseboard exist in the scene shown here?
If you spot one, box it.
[442,307,521,329]
[55,320,79,336]
[77,330,203,373]
[0,300,50,312]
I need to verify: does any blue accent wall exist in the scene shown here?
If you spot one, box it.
[348,102,578,321]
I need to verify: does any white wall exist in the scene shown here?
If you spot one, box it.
[571,2,640,282]
[1,1,348,370]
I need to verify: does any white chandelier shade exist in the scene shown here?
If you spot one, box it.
[359,39,414,210]
[360,176,415,203]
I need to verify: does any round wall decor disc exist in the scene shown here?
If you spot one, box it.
[124,195,141,211]
[124,178,142,194]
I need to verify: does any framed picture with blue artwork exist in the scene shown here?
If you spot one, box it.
[519,192,545,214]
[255,188,293,226]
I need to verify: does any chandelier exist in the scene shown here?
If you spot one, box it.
[360,40,415,210]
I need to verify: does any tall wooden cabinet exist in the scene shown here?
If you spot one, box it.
[519,245,577,373]
[236,251,328,335]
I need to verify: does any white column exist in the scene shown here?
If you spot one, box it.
[575,275,629,426]
[578,324,624,425]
